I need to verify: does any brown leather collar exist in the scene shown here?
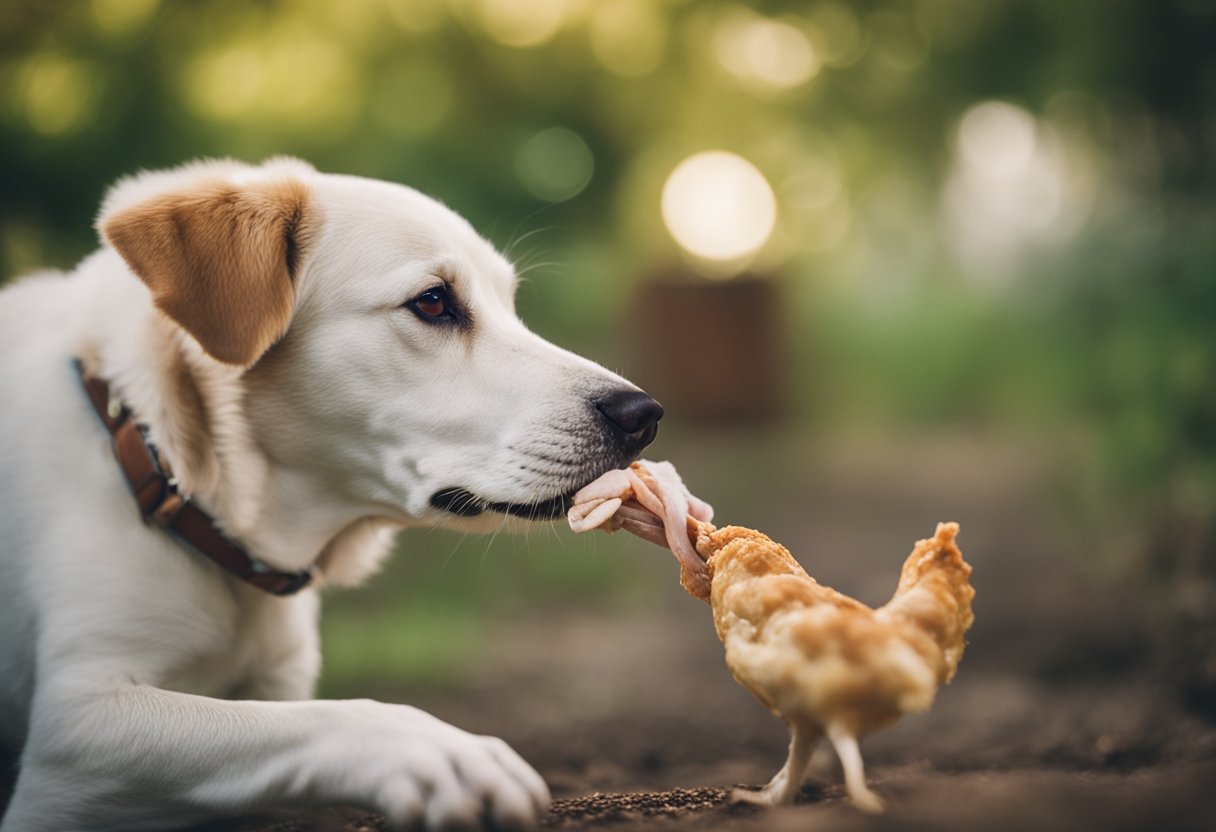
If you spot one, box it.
[76,359,315,596]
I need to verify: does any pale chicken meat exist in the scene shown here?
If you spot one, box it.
[567,459,715,598]
[569,461,976,813]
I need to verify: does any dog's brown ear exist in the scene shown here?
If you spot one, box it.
[101,178,310,367]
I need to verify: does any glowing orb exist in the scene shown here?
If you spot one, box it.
[661,151,777,264]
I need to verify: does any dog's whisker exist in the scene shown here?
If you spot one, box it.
[444,530,473,571]
[510,225,559,253]
[543,513,564,546]
[511,244,558,271]
[512,252,561,283]
[502,205,559,260]
[514,260,568,280]
[480,511,511,569]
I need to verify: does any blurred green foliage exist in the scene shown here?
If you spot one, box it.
[318,528,657,695]
[2,0,1214,690]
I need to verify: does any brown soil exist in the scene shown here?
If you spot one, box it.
[216,764,1216,832]
[544,787,734,826]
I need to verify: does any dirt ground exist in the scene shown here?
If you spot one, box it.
[10,432,1216,831]
[212,432,1216,832]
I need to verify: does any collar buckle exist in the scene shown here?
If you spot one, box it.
[273,565,317,596]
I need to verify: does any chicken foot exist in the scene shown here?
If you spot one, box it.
[730,724,883,811]
[731,723,820,806]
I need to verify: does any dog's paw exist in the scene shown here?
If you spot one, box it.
[347,702,550,830]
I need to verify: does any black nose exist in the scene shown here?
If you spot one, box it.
[596,390,664,453]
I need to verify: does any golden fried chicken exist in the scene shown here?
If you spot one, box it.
[569,462,975,813]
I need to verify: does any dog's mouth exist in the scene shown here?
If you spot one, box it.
[430,433,653,521]
[429,487,575,520]
[428,454,645,521]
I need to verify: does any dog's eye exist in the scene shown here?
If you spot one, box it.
[408,286,452,321]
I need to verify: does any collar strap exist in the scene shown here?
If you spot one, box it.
[75,360,315,596]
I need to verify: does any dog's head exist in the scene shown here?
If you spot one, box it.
[98,158,660,534]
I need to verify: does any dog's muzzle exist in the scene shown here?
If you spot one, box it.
[430,389,663,520]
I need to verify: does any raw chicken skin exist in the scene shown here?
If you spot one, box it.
[568,461,714,597]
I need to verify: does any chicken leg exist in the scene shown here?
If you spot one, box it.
[731,723,820,806]
[827,723,885,814]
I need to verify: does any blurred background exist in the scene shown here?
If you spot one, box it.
[2,0,1215,821]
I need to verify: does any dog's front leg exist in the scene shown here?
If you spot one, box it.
[5,684,548,832]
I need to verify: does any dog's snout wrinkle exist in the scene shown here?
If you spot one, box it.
[596,390,663,454]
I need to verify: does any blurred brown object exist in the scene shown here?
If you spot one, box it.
[625,271,788,423]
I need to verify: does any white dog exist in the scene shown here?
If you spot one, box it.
[0,158,663,831]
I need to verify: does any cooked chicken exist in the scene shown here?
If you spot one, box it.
[569,462,975,813]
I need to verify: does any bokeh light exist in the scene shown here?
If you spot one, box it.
[181,26,360,138]
[514,127,594,202]
[715,12,819,93]
[806,2,865,68]
[957,101,1038,180]
[185,46,262,121]
[661,151,777,270]
[90,0,160,36]
[589,0,667,78]
[16,54,102,136]
[478,0,568,48]
[944,100,1094,281]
